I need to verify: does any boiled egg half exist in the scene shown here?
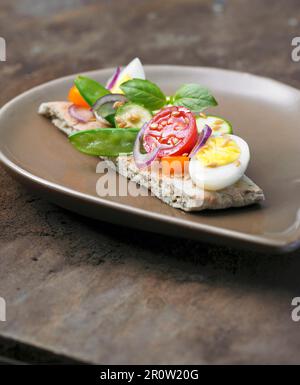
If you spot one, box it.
[109,57,145,94]
[189,135,250,191]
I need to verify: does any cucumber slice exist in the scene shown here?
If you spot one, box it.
[93,94,128,126]
[95,103,115,125]
[196,115,233,135]
[115,103,152,129]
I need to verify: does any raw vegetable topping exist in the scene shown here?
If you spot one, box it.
[106,66,121,91]
[69,128,139,157]
[68,104,95,123]
[66,58,252,192]
[115,103,152,129]
[143,106,198,158]
[68,85,90,108]
[161,156,189,177]
[92,94,128,125]
[172,84,218,112]
[74,76,110,106]
[120,79,166,110]
[189,124,212,159]
[196,114,233,135]
[133,123,167,169]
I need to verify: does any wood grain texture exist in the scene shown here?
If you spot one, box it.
[1,0,300,364]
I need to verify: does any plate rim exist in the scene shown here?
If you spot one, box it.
[1,65,299,254]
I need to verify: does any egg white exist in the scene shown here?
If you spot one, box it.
[110,57,145,93]
[120,57,145,81]
[189,135,250,191]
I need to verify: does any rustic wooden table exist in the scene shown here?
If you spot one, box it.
[1,0,300,364]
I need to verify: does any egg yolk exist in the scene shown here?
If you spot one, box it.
[110,73,132,94]
[196,136,241,167]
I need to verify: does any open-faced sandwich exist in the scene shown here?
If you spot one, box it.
[39,58,264,211]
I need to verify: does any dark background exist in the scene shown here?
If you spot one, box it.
[1,0,300,364]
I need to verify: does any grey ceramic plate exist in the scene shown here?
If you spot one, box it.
[0,65,300,253]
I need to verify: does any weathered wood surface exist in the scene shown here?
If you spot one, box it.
[1,0,300,364]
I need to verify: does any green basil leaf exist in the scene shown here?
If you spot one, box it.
[120,79,166,110]
[74,76,110,106]
[173,84,218,112]
[69,128,139,156]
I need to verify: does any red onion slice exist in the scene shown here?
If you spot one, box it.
[133,123,168,169]
[189,124,212,158]
[68,104,94,123]
[106,66,121,91]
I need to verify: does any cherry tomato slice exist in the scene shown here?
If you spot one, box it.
[68,85,90,108]
[143,106,198,157]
